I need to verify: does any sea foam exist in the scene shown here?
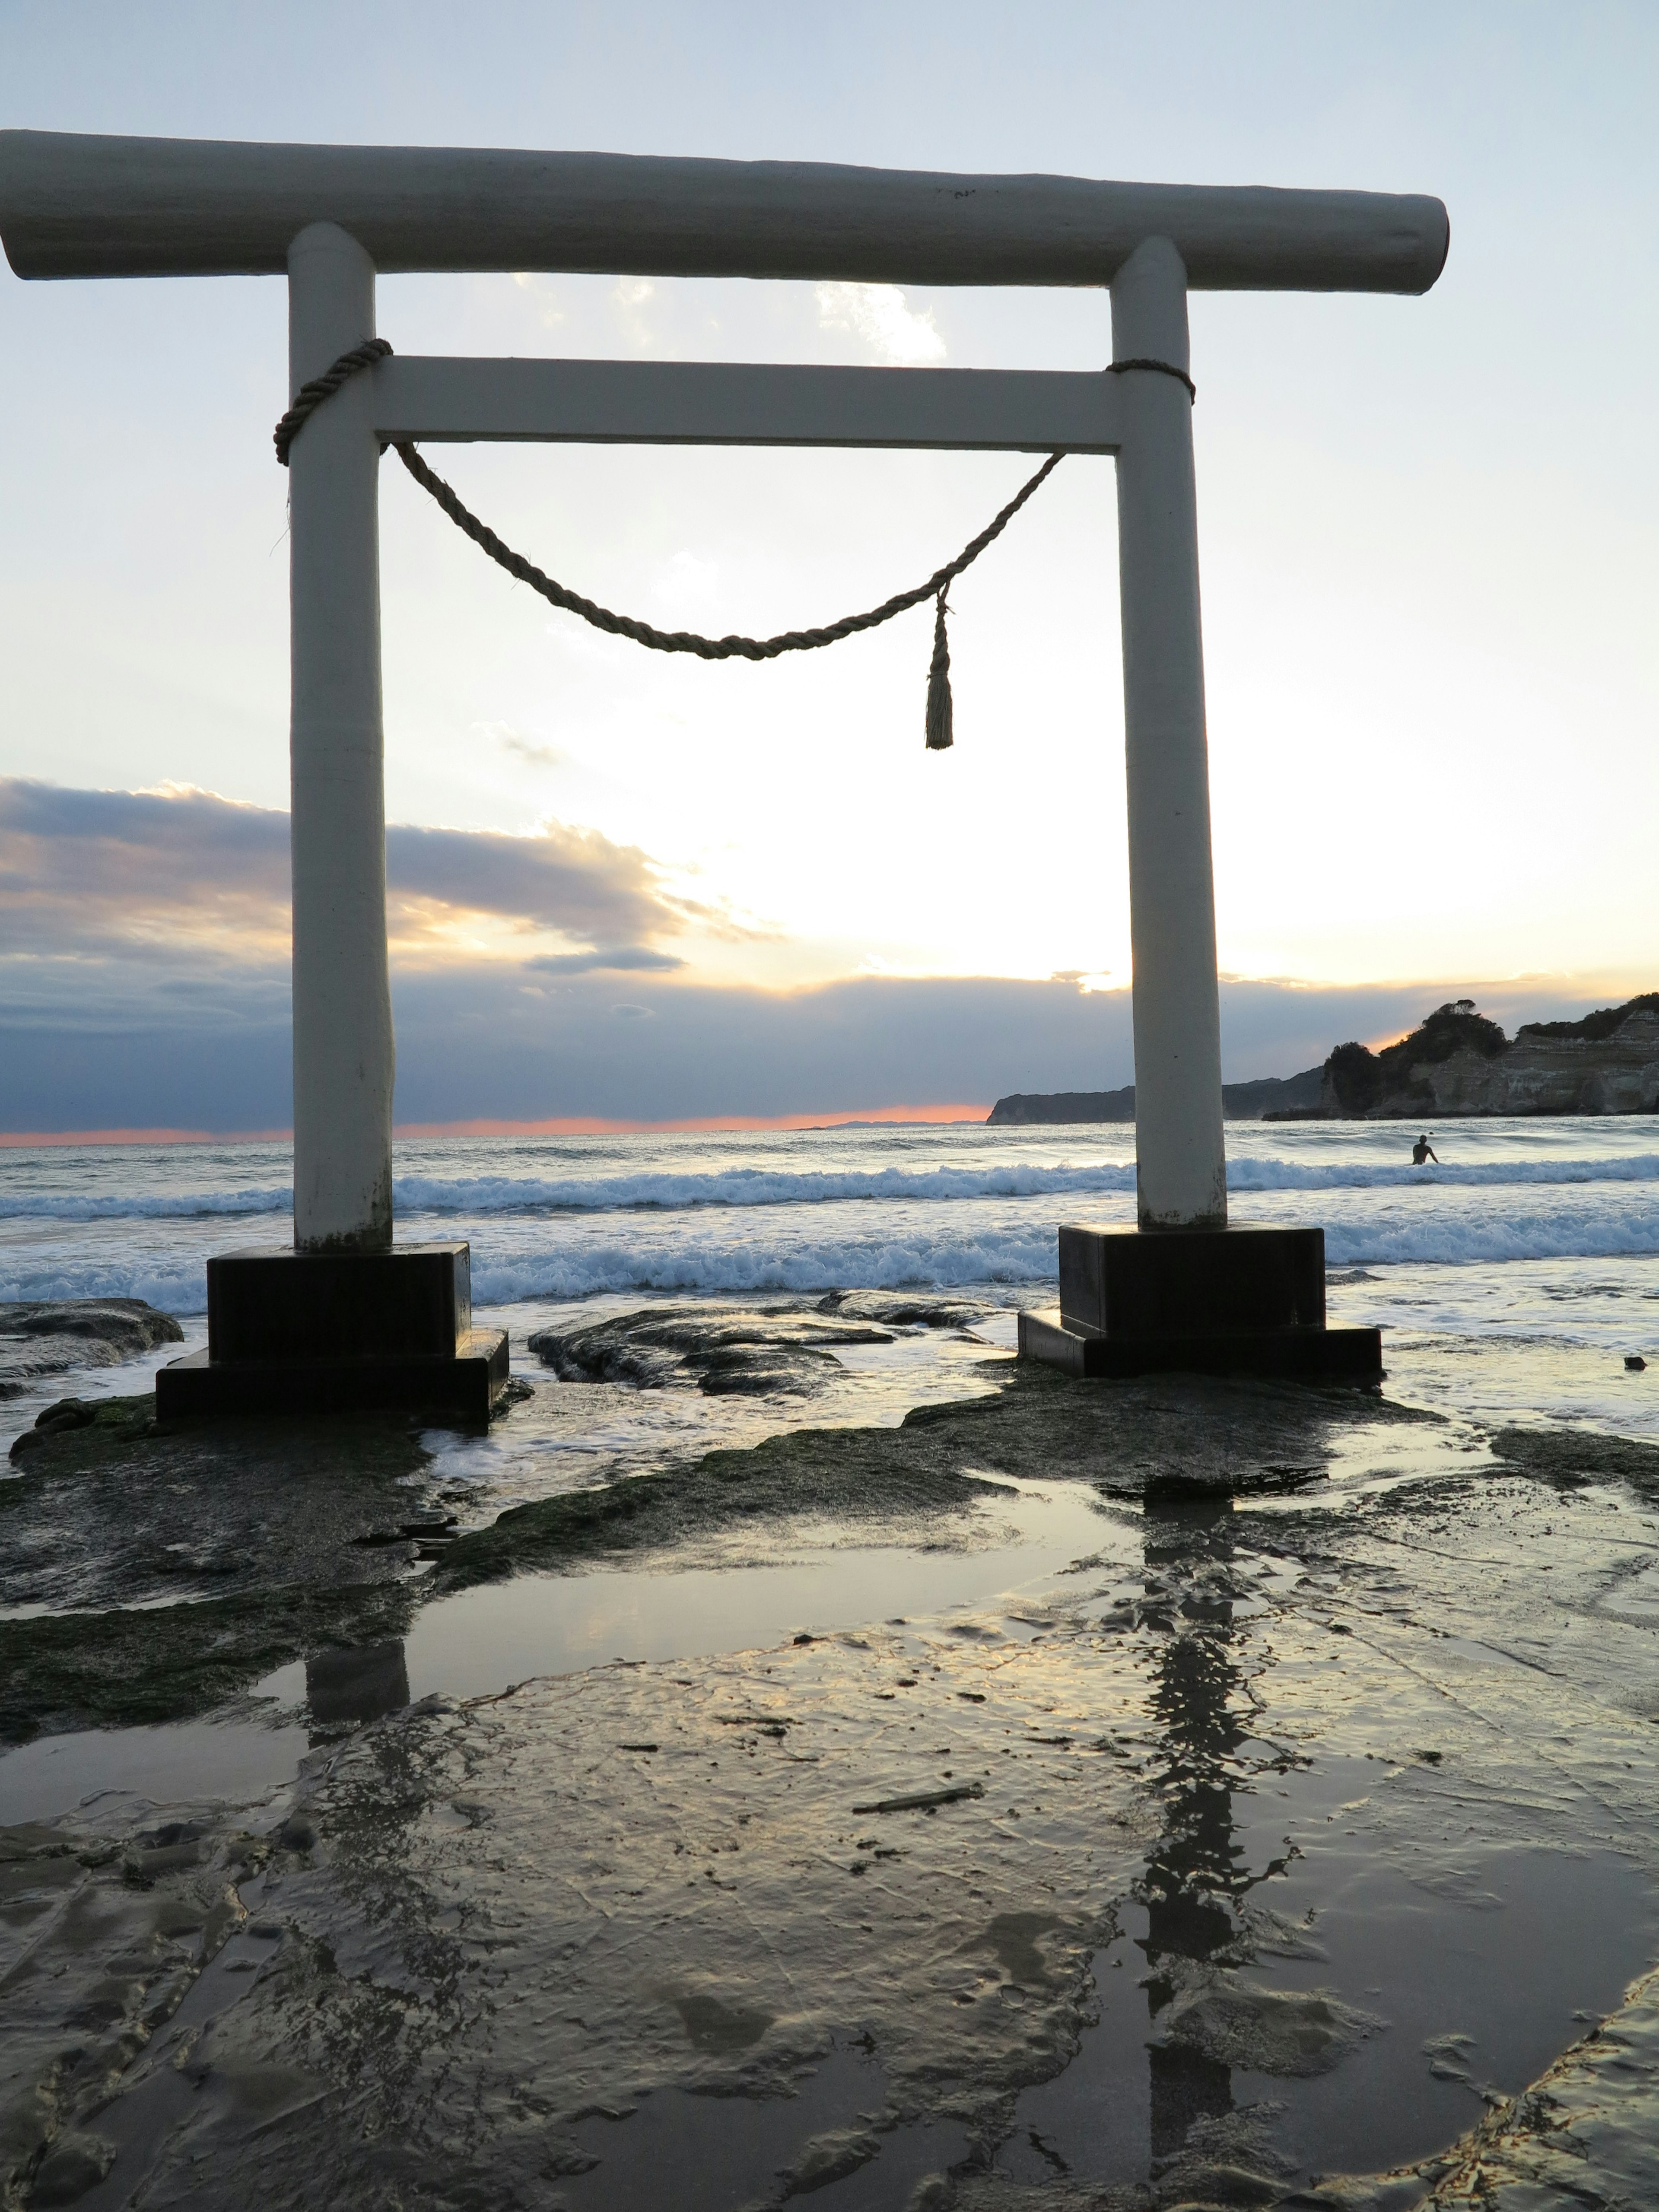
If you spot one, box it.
[7,1199,1659,1318]
[5,1152,1659,1223]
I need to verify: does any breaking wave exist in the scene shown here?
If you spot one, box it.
[6,1152,1659,1223]
[8,1199,1659,1318]
[0,1186,293,1222]
[467,1228,1058,1307]
[1323,1199,1659,1269]
[0,1227,1059,1317]
[1227,1153,1659,1193]
[0,1254,213,1317]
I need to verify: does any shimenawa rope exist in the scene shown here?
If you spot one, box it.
[1106,356,1197,400]
[276,340,1193,747]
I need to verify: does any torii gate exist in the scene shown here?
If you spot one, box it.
[0,133,1444,1414]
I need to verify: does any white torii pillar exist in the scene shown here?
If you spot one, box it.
[1112,237,1225,1231]
[0,131,1446,1404]
[286,222,395,1252]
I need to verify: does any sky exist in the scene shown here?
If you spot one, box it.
[2,1,1656,1134]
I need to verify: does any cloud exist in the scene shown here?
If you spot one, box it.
[7,948,1618,1139]
[0,782,1629,1133]
[814,283,947,366]
[528,947,686,976]
[383,820,683,947]
[0,778,291,955]
[0,778,690,964]
[611,275,658,350]
[652,549,721,616]
[484,725,563,770]
[508,273,566,330]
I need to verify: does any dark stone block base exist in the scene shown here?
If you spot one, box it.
[1023,1221,1382,1384]
[156,1327,510,1423]
[1059,1221,1326,1338]
[207,1243,472,1363]
[1018,1307,1382,1382]
[156,1242,509,1423]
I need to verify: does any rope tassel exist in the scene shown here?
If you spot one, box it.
[925,591,953,751]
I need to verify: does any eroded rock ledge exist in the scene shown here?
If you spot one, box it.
[0,1297,182,1401]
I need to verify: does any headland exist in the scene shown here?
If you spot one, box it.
[988,990,1659,1125]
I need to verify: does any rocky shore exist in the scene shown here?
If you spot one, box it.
[10,1287,1659,2208]
[0,1299,181,1402]
[8,1297,1659,2206]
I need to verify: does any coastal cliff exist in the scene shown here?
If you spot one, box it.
[1319,993,1659,1118]
[986,992,1659,1126]
[986,1068,1325,1125]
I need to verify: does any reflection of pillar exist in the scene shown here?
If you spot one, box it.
[1137,1499,1244,2158]
[1112,236,1227,1231]
[305,1640,410,1725]
[287,219,395,1253]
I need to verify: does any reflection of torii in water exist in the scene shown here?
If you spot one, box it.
[1136,1497,1295,2157]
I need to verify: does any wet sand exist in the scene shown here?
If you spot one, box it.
[6,1344,1659,2208]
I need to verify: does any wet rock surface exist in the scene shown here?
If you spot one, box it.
[0,1300,182,1403]
[0,1400,454,1741]
[7,1363,1659,2206]
[428,1363,1434,1593]
[820,1290,994,1331]
[0,1811,261,2206]
[528,1303,900,1395]
[0,1400,445,1617]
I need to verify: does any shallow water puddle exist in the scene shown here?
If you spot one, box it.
[558,2050,971,2212]
[1001,1760,1655,2192]
[0,1480,1123,1823]
[394,1476,1122,1701]
[0,1716,310,1824]
[1242,1837,1651,2175]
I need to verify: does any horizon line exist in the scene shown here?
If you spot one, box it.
[0,1102,995,1149]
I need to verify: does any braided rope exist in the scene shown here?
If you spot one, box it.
[391,439,1062,662]
[274,336,393,465]
[271,336,1068,663]
[1107,356,1197,400]
[262,338,1219,748]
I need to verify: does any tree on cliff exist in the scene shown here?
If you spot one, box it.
[1516,991,1659,1043]
[1324,1001,1509,1115]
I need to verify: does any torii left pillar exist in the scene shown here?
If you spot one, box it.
[156,222,508,1421]
[287,220,395,1249]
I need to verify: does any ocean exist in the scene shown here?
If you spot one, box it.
[4,1111,1657,1444]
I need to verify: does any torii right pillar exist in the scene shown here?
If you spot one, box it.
[1021,235,1382,1382]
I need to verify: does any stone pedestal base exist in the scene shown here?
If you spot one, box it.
[1020,1222,1382,1383]
[155,1243,510,1423]
[1018,1306,1381,1381]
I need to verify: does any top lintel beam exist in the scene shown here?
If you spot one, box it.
[0,130,1448,294]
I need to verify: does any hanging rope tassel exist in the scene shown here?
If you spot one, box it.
[925,590,953,751]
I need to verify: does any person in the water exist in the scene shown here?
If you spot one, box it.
[1411,1134,1439,1165]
